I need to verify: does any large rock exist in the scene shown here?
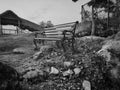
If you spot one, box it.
[98,40,120,62]
[23,70,39,79]
[64,61,73,67]
[74,68,81,75]
[33,51,42,60]
[75,36,105,52]
[13,47,25,54]
[98,40,120,80]
[114,31,120,40]
[0,62,21,90]
[22,69,48,84]
[76,36,105,41]
[62,69,73,76]
[33,45,53,60]
[50,67,59,75]
[97,49,111,62]
[82,80,91,90]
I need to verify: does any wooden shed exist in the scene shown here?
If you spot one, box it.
[0,10,42,35]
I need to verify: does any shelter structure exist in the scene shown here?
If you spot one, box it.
[81,0,120,36]
[0,10,42,35]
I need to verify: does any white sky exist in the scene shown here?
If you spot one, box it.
[0,0,90,24]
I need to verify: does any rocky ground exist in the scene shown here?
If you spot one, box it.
[1,33,120,90]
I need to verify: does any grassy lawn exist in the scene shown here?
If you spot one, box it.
[0,33,36,67]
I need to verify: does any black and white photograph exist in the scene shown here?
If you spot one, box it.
[0,0,120,90]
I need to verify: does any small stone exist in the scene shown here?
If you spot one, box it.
[37,69,44,76]
[50,67,59,74]
[82,80,91,90]
[46,59,52,62]
[23,70,39,79]
[64,61,72,67]
[74,68,81,75]
[63,69,73,76]
[33,51,42,60]
[48,81,54,85]
[97,49,111,62]
[44,67,50,73]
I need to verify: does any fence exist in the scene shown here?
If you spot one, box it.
[2,29,18,35]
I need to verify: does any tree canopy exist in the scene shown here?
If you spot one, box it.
[72,0,115,8]
[39,21,54,29]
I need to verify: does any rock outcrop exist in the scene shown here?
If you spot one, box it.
[0,62,21,90]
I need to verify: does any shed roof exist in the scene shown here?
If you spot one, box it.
[0,10,42,31]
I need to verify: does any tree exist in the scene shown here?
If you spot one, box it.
[39,21,46,28]
[72,0,120,36]
[72,0,78,2]
[39,21,54,29]
[46,21,54,28]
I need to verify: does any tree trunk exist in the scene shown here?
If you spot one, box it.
[91,5,95,35]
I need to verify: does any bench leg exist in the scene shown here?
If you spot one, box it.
[61,40,66,52]
[71,38,75,52]
[33,39,39,50]
[42,40,45,45]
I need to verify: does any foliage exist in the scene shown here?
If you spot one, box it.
[39,21,54,29]
[72,0,78,2]
[88,0,114,8]
[39,21,46,28]
[46,21,54,28]
[77,0,120,37]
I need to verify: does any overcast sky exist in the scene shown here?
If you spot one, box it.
[0,0,90,24]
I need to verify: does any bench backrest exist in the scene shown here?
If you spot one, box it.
[44,21,78,37]
[34,21,79,41]
[34,21,79,51]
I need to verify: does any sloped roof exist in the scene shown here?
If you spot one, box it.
[0,10,20,20]
[0,10,42,31]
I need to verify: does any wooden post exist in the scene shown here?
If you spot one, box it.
[81,5,84,22]
[91,5,95,35]
[16,20,20,35]
[16,26,18,35]
[18,20,21,33]
[107,0,110,32]
[0,17,3,35]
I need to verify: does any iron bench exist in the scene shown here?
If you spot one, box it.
[33,21,79,52]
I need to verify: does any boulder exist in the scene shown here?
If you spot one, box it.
[114,31,120,40]
[62,69,73,76]
[74,68,81,75]
[40,45,53,53]
[0,62,21,90]
[33,51,42,60]
[33,45,53,60]
[23,69,44,79]
[64,61,73,67]
[98,40,120,62]
[23,70,39,79]
[97,49,111,62]
[82,80,91,90]
[76,36,105,42]
[98,40,120,80]
[75,36,104,52]
[13,47,25,54]
[50,67,59,75]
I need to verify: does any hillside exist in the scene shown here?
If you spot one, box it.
[1,32,120,90]
[0,33,36,67]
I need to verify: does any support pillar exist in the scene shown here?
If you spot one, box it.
[18,20,21,34]
[107,0,110,32]
[0,17,3,35]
